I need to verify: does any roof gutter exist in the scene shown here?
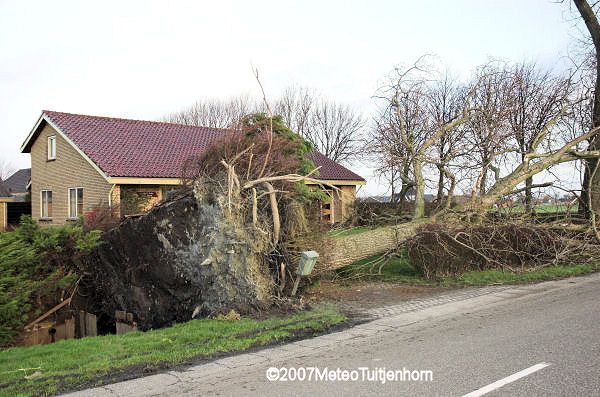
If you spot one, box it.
[305,179,366,186]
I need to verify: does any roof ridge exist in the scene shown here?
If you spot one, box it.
[42,110,233,132]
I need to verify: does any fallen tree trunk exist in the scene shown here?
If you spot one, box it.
[319,220,427,272]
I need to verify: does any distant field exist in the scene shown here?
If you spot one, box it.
[496,203,579,214]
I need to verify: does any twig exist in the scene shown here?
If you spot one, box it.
[253,68,274,179]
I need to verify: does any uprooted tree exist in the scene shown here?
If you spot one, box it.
[74,113,334,330]
[371,57,473,219]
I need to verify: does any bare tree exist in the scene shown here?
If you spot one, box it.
[0,159,14,181]
[573,0,600,127]
[371,56,600,218]
[464,61,514,199]
[163,95,258,128]
[369,104,416,206]
[165,87,363,164]
[505,62,574,213]
[472,123,600,211]
[274,85,316,137]
[371,58,473,219]
[562,56,595,209]
[448,58,600,215]
[305,100,364,163]
[573,0,600,218]
[427,71,469,207]
[275,86,364,163]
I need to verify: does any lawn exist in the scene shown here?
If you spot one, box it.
[336,252,431,284]
[0,306,345,396]
[336,252,600,286]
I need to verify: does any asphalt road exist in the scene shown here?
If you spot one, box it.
[69,274,600,396]
[203,277,599,396]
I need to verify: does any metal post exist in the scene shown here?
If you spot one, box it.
[291,276,301,296]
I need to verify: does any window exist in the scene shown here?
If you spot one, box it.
[68,188,84,219]
[47,136,56,160]
[41,190,52,219]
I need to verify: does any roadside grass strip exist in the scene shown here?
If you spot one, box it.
[0,306,345,397]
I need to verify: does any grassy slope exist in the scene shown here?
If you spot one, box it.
[0,306,345,397]
[336,253,431,284]
[336,253,600,286]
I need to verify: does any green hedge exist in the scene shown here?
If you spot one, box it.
[0,217,100,346]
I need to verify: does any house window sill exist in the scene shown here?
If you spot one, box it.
[39,218,53,222]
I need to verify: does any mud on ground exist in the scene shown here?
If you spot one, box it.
[306,280,452,317]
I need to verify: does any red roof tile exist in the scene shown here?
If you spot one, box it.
[37,111,364,182]
[307,151,364,181]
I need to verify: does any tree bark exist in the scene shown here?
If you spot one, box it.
[524,176,534,214]
[443,168,457,210]
[398,183,410,211]
[436,165,445,203]
[413,161,426,219]
[263,182,280,246]
[574,0,600,218]
[468,124,600,213]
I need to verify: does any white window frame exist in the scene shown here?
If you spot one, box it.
[67,187,84,219]
[40,190,52,219]
[47,136,56,160]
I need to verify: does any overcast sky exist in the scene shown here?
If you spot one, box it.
[0,0,584,195]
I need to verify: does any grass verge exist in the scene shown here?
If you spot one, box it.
[336,252,600,286]
[0,306,345,396]
[445,263,600,286]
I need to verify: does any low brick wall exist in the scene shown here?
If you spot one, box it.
[320,221,424,271]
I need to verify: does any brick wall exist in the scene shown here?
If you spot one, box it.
[320,221,423,271]
[337,185,356,222]
[30,123,113,225]
[120,185,164,216]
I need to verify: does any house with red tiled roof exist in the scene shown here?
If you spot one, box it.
[21,111,365,225]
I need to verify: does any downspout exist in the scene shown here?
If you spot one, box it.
[108,184,116,208]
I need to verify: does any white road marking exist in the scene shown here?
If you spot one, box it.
[462,362,551,397]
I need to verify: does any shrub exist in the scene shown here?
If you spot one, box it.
[0,216,101,346]
[406,223,590,279]
[84,205,121,232]
[353,200,438,227]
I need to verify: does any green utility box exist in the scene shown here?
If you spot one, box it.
[297,251,319,276]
